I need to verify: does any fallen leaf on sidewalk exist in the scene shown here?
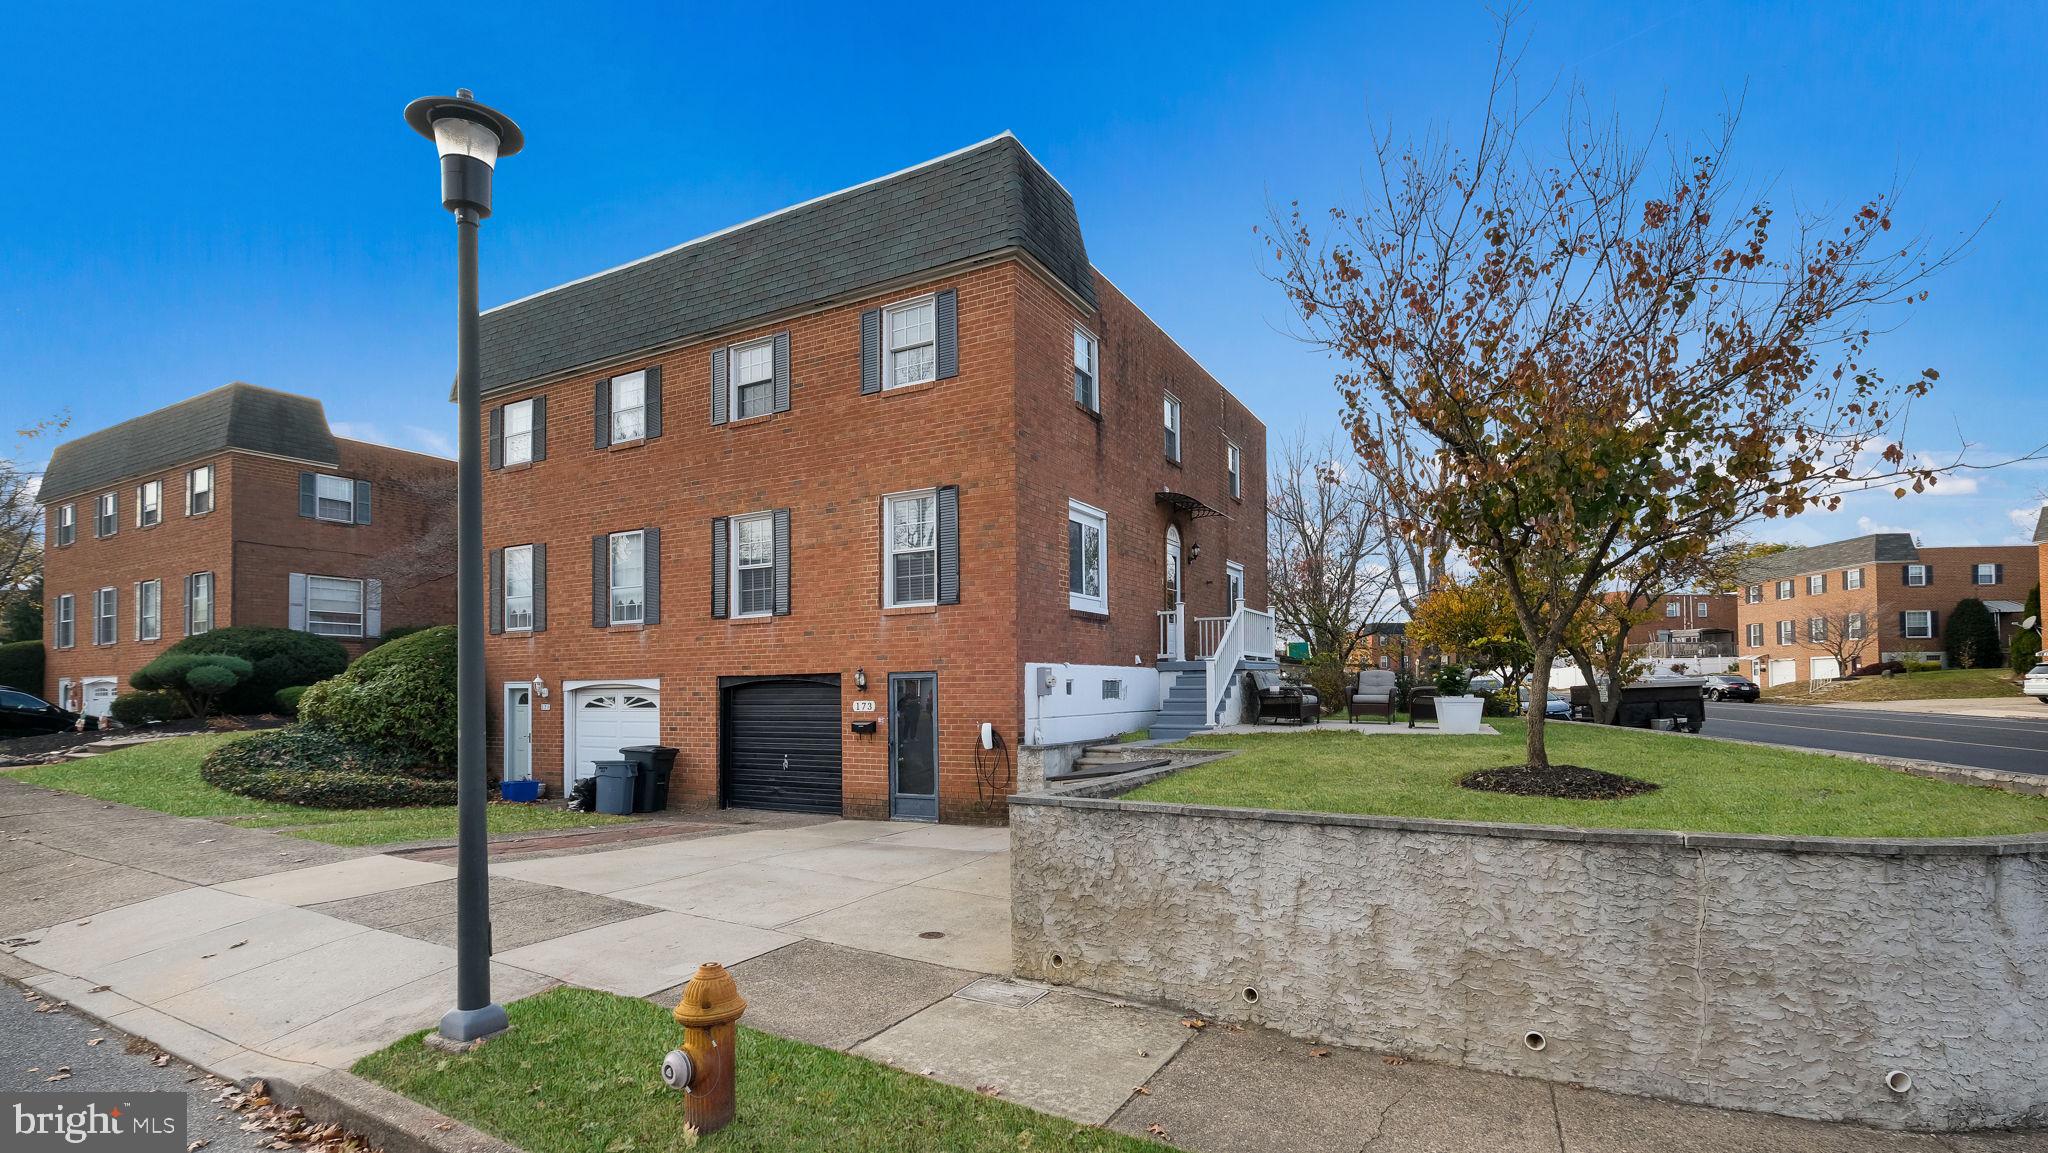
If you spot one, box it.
[1146,1123,1169,1137]
[1382,1055,1407,1066]
[433,1123,453,1132]
[188,1141,210,1151]
[1131,1085,1151,1095]
[44,1073,71,1082]
[86,1038,104,1047]
[152,1054,171,1067]
[1178,1017,1207,1029]
[975,1084,1002,1097]
[1309,1048,1329,1058]
[88,985,111,993]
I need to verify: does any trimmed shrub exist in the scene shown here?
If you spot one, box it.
[165,627,349,715]
[0,639,43,695]
[372,624,433,647]
[131,653,253,718]
[275,685,309,717]
[1900,659,1945,674]
[2012,628,2041,676]
[1944,598,2002,669]
[200,727,454,809]
[110,690,184,726]
[298,626,456,768]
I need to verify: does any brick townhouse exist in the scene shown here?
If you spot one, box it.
[39,383,457,715]
[475,134,1266,823]
[1734,532,2039,687]
[1620,590,1739,654]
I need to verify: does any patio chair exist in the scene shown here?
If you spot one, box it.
[1242,670,1320,725]
[1349,669,1396,724]
[1406,687,1438,728]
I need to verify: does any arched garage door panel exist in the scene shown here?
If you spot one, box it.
[721,676,842,814]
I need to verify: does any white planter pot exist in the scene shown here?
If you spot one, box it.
[1435,695,1486,734]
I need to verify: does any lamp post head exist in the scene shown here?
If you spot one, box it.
[405,91,523,218]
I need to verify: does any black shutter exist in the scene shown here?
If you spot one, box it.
[594,379,612,449]
[1923,564,1933,585]
[298,472,315,518]
[532,542,548,631]
[772,508,791,617]
[710,347,729,426]
[488,407,503,470]
[645,366,664,439]
[1898,612,1907,636]
[643,526,662,625]
[935,288,958,380]
[1995,563,2005,585]
[489,548,505,634]
[1929,610,1939,637]
[532,396,548,461]
[592,535,609,627]
[183,574,195,636]
[937,485,960,605]
[711,518,729,619]
[772,331,791,413]
[354,480,372,525]
[860,309,882,394]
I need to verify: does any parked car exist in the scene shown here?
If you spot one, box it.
[1700,674,1761,702]
[0,689,96,737]
[2023,664,2048,703]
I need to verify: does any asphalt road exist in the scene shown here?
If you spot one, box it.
[1702,700,2048,776]
[2,983,270,1152]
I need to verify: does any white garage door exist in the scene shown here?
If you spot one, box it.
[570,688,661,782]
[1809,657,1841,682]
[83,678,118,718]
[1767,659,1796,688]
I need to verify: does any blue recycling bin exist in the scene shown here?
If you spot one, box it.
[593,760,638,815]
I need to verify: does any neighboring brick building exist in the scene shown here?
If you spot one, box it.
[1734,533,2039,687]
[1620,590,1739,655]
[475,134,1266,823]
[39,384,456,714]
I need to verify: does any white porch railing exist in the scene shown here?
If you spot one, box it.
[1201,604,1278,728]
[1157,606,1185,661]
[1192,616,1231,660]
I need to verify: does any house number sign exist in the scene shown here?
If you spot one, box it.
[850,699,877,713]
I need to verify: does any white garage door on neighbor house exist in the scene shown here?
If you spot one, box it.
[569,686,660,782]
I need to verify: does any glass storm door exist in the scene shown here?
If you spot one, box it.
[1165,525,1183,609]
[505,687,532,781]
[889,673,938,821]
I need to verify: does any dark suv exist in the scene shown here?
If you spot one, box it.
[0,689,94,737]
[1700,674,1760,702]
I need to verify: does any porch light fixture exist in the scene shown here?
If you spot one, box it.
[406,88,523,1046]
[531,674,548,699]
[855,668,868,691]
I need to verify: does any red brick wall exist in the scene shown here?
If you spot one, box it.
[1620,592,1737,646]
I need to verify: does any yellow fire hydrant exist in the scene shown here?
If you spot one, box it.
[660,962,747,1135]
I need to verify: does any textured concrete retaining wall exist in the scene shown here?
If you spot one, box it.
[1009,792,2048,1130]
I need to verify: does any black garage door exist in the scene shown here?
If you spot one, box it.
[720,675,842,814]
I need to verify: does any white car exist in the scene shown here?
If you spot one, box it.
[2025,664,2048,703]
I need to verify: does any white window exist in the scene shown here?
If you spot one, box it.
[1775,580,1794,600]
[314,474,357,522]
[1746,622,1763,647]
[505,545,534,631]
[1101,679,1123,700]
[1745,584,1762,604]
[137,580,161,642]
[1696,600,1709,618]
[1846,613,1865,640]
[137,480,162,527]
[1904,564,1930,587]
[188,572,214,636]
[1073,327,1098,412]
[1665,600,1681,617]
[884,297,937,389]
[610,371,647,443]
[188,465,214,515]
[1163,394,1182,463]
[503,399,536,466]
[1226,441,1242,499]
[1843,567,1863,590]
[1226,561,1246,608]
[55,504,74,546]
[94,587,116,645]
[609,530,645,624]
[730,514,775,618]
[730,337,775,419]
[96,492,117,537]
[55,594,74,649]
[1067,500,1107,613]
[1807,617,1827,642]
[1806,573,1826,596]
[1904,610,1934,639]
[884,491,939,608]
[1974,563,2000,585]
[306,576,366,637]
[1776,620,1795,645]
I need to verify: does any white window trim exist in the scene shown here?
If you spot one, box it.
[728,336,777,420]
[137,479,162,527]
[1776,620,1795,645]
[1745,584,1762,604]
[1163,393,1183,463]
[1806,574,1825,595]
[1746,623,1764,647]
[1904,610,1934,639]
[1665,600,1681,617]
[305,575,367,638]
[882,490,940,609]
[729,513,776,619]
[313,473,357,523]
[188,572,214,636]
[503,399,536,466]
[137,580,161,642]
[96,492,117,538]
[1073,325,1099,412]
[1225,439,1242,499]
[1067,499,1109,614]
[187,465,214,515]
[504,544,535,632]
[1807,617,1827,642]
[1696,600,1709,617]
[56,504,74,546]
[55,594,75,649]
[1904,564,1930,587]
[610,370,648,444]
[1974,563,1999,585]
[1225,560,1246,608]
[94,587,116,646]
[882,294,938,390]
[608,530,646,625]
[1843,568,1863,590]
[1846,613,1865,640]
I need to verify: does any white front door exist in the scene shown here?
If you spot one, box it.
[1809,657,1841,682]
[82,678,117,718]
[570,688,661,782]
[504,686,533,781]
[1165,525,1183,608]
[1767,659,1797,687]
[1225,561,1245,610]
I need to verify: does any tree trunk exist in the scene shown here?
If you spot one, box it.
[1524,644,1555,768]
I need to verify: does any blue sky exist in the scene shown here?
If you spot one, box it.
[3,1,2042,547]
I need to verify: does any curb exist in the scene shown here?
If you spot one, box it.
[269,1070,526,1153]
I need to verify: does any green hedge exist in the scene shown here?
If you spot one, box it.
[200,726,454,808]
[0,639,43,695]
[166,627,349,715]
[110,690,184,726]
[275,685,309,717]
[298,626,456,768]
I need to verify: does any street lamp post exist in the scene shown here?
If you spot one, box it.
[405,89,523,1044]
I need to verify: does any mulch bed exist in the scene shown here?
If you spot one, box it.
[1459,763,1660,800]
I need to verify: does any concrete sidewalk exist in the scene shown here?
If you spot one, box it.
[4,774,2043,1152]
[1810,696,2048,720]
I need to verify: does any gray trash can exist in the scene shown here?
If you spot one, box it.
[593,760,638,815]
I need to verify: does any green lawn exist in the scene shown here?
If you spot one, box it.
[1128,720,2048,838]
[6,733,630,846]
[354,987,1155,1153]
[1762,666,2024,704]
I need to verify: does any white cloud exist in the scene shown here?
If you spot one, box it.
[1855,515,1913,537]
[328,420,387,445]
[405,425,455,459]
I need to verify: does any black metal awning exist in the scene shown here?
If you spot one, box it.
[1155,489,1225,519]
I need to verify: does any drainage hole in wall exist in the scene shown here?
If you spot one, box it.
[918,931,946,940]
[1886,1070,1913,1094]
[1523,1031,1547,1052]
[1242,987,1260,1005]
[1050,953,1065,968]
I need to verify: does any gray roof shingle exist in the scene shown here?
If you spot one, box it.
[477,133,1094,394]
[1737,533,1920,583]
[40,383,339,501]
[2034,506,2048,544]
